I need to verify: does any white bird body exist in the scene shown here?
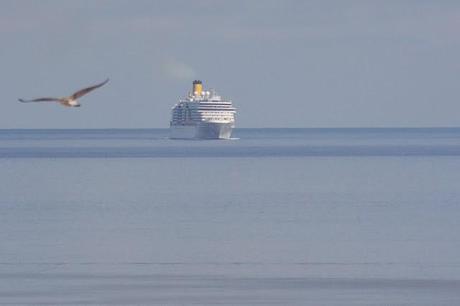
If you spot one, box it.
[65,98,80,107]
[19,78,109,107]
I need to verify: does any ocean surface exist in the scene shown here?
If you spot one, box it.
[1,128,460,305]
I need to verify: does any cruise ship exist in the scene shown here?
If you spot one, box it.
[170,80,236,139]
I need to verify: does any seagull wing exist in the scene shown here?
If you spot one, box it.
[18,97,62,103]
[70,78,109,100]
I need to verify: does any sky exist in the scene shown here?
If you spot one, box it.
[1,0,459,128]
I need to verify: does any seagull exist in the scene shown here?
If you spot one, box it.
[18,78,109,107]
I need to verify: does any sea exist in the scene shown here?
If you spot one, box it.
[1,128,460,305]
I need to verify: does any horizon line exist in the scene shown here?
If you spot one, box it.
[1,126,460,130]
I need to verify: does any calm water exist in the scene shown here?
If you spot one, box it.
[1,128,460,305]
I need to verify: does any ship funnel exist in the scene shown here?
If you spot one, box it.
[192,80,203,96]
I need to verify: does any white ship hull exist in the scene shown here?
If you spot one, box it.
[170,122,233,139]
[170,81,236,139]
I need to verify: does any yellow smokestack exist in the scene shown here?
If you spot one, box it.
[193,80,203,96]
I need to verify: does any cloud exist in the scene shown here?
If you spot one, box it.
[161,57,197,80]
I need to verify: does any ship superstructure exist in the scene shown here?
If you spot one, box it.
[170,80,236,139]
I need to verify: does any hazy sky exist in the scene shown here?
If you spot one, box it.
[1,0,459,128]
